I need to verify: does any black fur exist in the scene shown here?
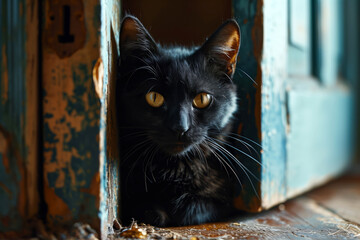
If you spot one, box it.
[118,15,241,227]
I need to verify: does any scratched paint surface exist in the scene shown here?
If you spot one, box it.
[285,1,354,201]
[99,0,121,238]
[260,0,288,209]
[0,0,30,234]
[42,0,101,229]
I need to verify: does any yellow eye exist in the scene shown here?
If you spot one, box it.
[193,93,212,109]
[145,91,164,107]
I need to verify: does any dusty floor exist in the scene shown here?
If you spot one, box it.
[105,174,360,240]
[16,174,360,240]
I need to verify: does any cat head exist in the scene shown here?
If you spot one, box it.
[118,15,240,156]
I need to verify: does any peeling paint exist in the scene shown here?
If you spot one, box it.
[260,0,288,210]
[42,0,101,230]
[99,0,121,238]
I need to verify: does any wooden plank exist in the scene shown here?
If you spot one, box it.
[42,0,101,230]
[0,0,39,237]
[307,176,360,225]
[25,0,40,221]
[231,0,263,212]
[108,176,360,239]
[99,0,121,238]
[166,195,360,239]
[259,0,288,209]
[286,85,354,198]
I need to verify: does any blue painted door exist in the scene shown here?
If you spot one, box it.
[285,0,354,199]
[233,0,355,210]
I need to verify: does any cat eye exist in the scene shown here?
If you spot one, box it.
[193,93,212,109]
[145,91,164,108]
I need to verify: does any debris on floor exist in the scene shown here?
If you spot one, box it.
[107,220,184,240]
[32,219,99,240]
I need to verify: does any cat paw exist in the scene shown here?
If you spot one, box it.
[144,208,169,227]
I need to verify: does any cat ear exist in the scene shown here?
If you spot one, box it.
[120,15,157,61]
[198,20,240,78]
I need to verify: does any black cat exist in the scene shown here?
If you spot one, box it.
[118,15,241,227]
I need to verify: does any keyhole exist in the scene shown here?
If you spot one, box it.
[58,5,74,43]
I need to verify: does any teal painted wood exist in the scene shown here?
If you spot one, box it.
[288,0,312,76]
[286,86,354,197]
[99,0,121,237]
[285,0,354,199]
[260,0,288,208]
[232,0,290,210]
[0,0,27,233]
[226,0,354,212]
[316,0,341,86]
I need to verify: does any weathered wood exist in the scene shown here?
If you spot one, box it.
[307,176,360,225]
[286,85,353,198]
[232,0,263,212]
[167,198,360,239]
[285,0,354,201]
[0,0,39,237]
[25,0,40,222]
[288,0,312,76]
[259,0,288,209]
[259,0,353,211]
[167,176,360,239]
[99,0,121,238]
[42,0,101,230]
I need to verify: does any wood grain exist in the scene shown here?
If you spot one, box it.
[0,0,39,237]
[165,176,360,240]
[99,0,121,239]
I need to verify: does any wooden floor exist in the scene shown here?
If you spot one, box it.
[25,169,360,240]
[164,174,360,239]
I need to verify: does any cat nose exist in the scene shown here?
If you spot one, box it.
[172,124,189,138]
[169,108,190,138]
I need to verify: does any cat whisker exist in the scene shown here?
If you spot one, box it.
[131,52,162,76]
[211,132,261,159]
[221,71,234,83]
[125,143,153,195]
[210,137,262,167]
[126,65,158,84]
[208,130,264,150]
[194,144,208,168]
[205,137,260,199]
[132,55,153,66]
[143,144,158,192]
[237,68,257,85]
[148,144,161,183]
[121,138,153,166]
[206,137,260,181]
[119,131,148,141]
[228,132,264,150]
[203,141,242,187]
